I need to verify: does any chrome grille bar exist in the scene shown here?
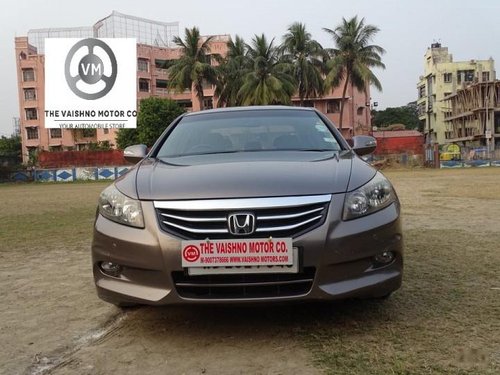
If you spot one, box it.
[257,206,324,220]
[160,212,226,222]
[256,215,323,232]
[163,220,229,234]
[154,194,331,210]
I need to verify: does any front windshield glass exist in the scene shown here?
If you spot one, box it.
[156,109,342,158]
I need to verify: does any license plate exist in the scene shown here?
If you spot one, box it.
[181,238,297,275]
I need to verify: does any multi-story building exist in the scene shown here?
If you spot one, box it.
[293,87,372,138]
[15,11,371,163]
[442,81,500,156]
[417,42,496,144]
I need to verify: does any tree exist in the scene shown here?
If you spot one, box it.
[0,135,22,176]
[373,102,421,130]
[168,27,218,111]
[0,135,21,160]
[116,97,185,149]
[280,22,325,106]
[238,34,296,106]
[323,16,385,130]
[215,35,249,107]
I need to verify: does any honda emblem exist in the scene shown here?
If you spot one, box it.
[228,213,256,235]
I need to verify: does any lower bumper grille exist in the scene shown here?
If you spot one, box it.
[172,267,315,299]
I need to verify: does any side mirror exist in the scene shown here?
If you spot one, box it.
[123,144,147,164]
[352,136,377,156]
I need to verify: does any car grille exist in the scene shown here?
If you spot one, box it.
[172,267,316,299]
[154,195,331,240]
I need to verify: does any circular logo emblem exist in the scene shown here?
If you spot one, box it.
[65,38,117,100]
[182,245,200,262]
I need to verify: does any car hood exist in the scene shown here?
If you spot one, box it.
[116,151,376,200]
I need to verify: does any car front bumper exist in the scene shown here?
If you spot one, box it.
[92,196,403,305]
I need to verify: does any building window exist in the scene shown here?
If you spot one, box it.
[24,88,36,101]
[443,73,452,83]
[50,128,62,138]
[203,98,213,109]
[156,79,168,89]
[357,107,364,116]
[155,59,176,69]
[103,128,109,134]
[176,100,193,109]
[49,145,62,152]
[22,68,35,82]
[418,85,426,98]
[457,70,474,84]
[138,58,149,72]
[82,129,96,138]
[26,127,38,140]
[76,144,88,151]
[418,103,426,116]
[327,100,341,113]
[139,79,150,92]
[25,108,38,120]
[482,72,490,82]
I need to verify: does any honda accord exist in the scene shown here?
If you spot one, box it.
[92,106,403,306]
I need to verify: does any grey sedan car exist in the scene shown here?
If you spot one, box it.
[92,106,403,306]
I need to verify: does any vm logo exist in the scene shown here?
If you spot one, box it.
[64,38,117,100]
[79,55,103,84]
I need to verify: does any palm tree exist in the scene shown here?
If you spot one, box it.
[323,16,385,129]
[168,27,218,110]
[238,34,296,106]
[280,22,326,106]
[215,35,249,107]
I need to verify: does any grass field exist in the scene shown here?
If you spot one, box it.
[304,168,500,374]
[0,168,499,374]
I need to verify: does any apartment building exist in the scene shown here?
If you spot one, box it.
[442,81,500,156]
[15,11,371,163]
[417,42,496,144]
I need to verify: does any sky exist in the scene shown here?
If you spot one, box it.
[1,0,499,136]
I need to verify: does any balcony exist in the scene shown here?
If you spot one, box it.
[155,67,168,76]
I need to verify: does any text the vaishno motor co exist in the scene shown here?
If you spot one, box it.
[44,110,137,118]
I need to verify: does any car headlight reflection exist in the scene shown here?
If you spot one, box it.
[343,172,396,220]
[98,185,144,228]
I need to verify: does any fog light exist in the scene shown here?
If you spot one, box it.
[100,261,122,277]
[373,251,395,265]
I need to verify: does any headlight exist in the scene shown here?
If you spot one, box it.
[343,172,396,220]
[98,185,144,228]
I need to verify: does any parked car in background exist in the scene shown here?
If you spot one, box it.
[92,106,403,306]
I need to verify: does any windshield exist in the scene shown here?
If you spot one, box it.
[156,109,342,158]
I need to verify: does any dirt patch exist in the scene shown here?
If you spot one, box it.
[0,182,318,375]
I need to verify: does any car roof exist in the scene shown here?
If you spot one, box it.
[183,105,316,117]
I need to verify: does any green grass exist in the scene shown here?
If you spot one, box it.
[301,229,500,374]
[0,182,108,250]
